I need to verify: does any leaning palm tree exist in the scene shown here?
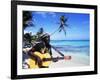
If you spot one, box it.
[58,15,68,36]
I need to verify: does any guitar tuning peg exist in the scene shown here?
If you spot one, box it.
[64,56,71,60]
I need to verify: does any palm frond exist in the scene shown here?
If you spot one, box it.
[64,18,68,23]
[64,23,68,27]
[23,11,35,30]
[58,15,69,36]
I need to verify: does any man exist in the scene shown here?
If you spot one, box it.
[24,41,51,68]
[39,33,58,62]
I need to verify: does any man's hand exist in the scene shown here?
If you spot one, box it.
[35,57,43,68]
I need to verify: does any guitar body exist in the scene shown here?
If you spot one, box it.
[42,53,52,67]
[27,58,38,69]
[27,52,51,69]
[23,51,71,69]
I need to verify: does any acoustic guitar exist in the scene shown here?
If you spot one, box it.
[24,51,71,69]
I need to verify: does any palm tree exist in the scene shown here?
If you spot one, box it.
[50,15,69,36]
[23,11,34,30]
[24,32,32,44]
[58,15,68,36]
[23,11,35,47]
[36,28,44,38]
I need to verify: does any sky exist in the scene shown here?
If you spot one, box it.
[24,11,90,40]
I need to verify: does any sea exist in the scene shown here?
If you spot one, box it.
[50,40,90,56]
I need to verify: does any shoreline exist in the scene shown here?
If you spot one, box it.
[49,49,90,68]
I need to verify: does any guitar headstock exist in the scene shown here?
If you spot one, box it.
[64,56,71,60]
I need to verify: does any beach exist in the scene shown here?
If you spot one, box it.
[49,48,90,68]
[23,40,90,68]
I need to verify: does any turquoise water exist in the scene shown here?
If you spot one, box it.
[50,40,90,56]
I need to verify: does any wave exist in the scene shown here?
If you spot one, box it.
[52,45,90,56]
[50,40,90,56]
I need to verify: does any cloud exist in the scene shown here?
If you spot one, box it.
[34,12,47,18]
[48,12,56,18]
[33,11,56,18]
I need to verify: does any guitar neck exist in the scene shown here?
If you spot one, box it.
[43,57,64,61]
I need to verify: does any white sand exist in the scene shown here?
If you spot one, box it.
[49,49,90,68]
